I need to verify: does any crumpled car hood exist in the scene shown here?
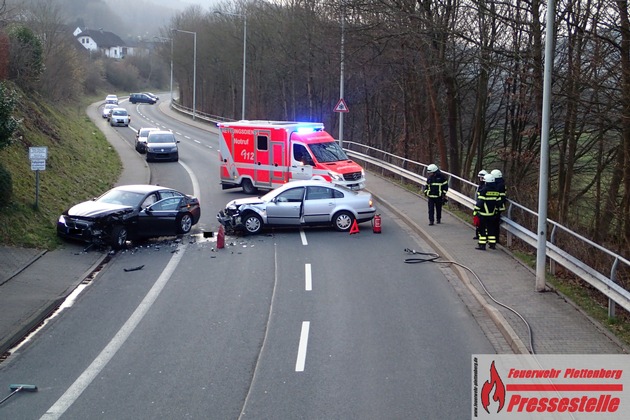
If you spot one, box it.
[228,197,265,208]
[66,201,133,218]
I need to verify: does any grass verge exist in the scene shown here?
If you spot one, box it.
[0,92,121,248]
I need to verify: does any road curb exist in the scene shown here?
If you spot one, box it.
[366,181,531,355]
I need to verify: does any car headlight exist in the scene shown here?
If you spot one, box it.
[58,215,66,224]
[328,171,343,181]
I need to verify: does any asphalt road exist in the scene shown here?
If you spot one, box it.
[0,100,496,419]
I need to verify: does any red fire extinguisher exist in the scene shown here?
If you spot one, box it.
[373,214,382,234]
[217,225,225,249]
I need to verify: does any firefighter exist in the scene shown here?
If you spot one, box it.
[424,164,449,225]
[473,173,500,250]
[473,170,487,240]
[491,169,506,214]
[491,169,506,244]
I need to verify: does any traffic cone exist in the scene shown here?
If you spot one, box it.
[349,220,360,234]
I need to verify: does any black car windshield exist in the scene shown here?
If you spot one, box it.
[148,134,175,143]
[308,141,349,163]
[98,190,145,207]
[112,110,127,116]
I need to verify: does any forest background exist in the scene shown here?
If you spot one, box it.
[1,0,630,264]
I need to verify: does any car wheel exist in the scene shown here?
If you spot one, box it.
[242,178,257,195]
[242,212,263,234]
[333,211,354,232]
[177,213,193,234]
[110,225,128,249]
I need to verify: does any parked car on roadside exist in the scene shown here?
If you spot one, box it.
[57,184,201,249]
[135,127,160,153]
[217,180,376,234]
[105,94,118,105]
[129,93,157,104]
[145,130,179,162]
[109,108,130,127]
[102,103,117,118]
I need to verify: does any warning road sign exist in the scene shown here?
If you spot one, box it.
[334,98,349,113]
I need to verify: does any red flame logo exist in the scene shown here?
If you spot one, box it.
[481,361,506,413]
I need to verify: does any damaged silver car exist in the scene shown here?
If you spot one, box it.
[217,179,376,234]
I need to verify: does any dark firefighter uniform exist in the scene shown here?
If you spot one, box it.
[424,166,449,225]
[473,176,500,250]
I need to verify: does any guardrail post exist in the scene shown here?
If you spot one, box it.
[609,258,619,318]
[506,204,514,247]
[549,225,558,275]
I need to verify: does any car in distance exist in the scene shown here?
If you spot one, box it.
[102,103,117,118]
[145,130,179,162]
[217,179,376,234]
[135,127,160,153]
[105,94,118,105]
[57,184,201,249]
[109,107,130,127]
[143,92,159,102]
[129,93,157,104]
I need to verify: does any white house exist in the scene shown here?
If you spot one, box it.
[74,27,130,58]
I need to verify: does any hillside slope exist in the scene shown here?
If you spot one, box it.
[0,91,121,248]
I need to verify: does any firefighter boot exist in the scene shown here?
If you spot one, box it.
[475,244,486,251]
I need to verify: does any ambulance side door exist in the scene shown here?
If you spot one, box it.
[290,142,313,180]
[253,130,272,188]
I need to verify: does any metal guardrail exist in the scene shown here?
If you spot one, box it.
[169,102,630,317]
[171,100,233,124]
[344,141,630,317]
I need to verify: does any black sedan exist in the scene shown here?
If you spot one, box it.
[57,185,201,249]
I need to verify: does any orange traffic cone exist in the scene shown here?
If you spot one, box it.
[349,220,360,234]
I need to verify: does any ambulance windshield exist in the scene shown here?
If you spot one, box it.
[308,141,349,163]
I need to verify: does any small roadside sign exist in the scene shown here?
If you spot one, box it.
[29,146,48,160]
[31,159,46,171]
[334,98,349,113]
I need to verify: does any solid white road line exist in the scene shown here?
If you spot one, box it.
[305,263,312,291]
[295,321,310,372]
[41,245,187,420]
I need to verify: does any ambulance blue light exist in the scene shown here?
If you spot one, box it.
[296,127,316,134]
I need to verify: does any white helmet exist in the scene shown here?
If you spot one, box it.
[478,170,488,178]
[427,164,438,173]
[491,169,503,179]
[484,173,496,183]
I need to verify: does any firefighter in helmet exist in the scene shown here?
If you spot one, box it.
[473,169,488,240]
[491,169,506,244]
[423,164,449,225]
[473,173,500,250]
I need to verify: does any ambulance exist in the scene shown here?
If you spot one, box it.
[218,120,366,193]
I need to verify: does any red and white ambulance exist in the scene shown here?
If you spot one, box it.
[218,120,366,193]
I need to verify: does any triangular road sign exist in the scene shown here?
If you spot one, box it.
[349,219,360,234]
[334,98,349,113]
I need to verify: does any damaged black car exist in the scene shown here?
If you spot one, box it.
[57,185,201,249]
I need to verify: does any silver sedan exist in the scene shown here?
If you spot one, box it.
[217,180,376,234]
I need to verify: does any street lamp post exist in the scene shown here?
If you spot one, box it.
[153,36,173,103]
[215,10,247,120]
[172,28,197,120]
